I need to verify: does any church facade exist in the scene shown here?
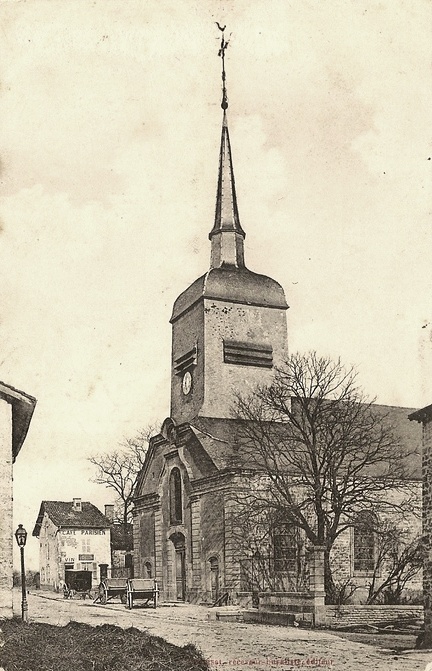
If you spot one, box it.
[132,40,422,606]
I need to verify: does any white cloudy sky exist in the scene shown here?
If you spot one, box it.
[1,0,431,567]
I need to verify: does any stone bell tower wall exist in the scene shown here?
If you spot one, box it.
[200,298,288,419]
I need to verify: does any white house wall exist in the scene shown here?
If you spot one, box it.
[38,515,111,590]
[0,399,13,617]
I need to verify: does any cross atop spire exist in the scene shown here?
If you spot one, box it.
[209,25,246,269]
[217,24,229,111]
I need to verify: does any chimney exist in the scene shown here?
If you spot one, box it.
[73,498,82,512]
[105,504,115,522]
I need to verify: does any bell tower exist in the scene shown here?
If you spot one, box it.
[170,28,289,424]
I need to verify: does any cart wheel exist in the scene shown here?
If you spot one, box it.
[120,593,127,605]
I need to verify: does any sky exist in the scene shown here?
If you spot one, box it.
[0,0,431,568]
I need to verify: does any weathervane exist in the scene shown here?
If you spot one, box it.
[216,22,229,110]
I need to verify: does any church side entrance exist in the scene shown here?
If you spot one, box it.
[171,533,186,601]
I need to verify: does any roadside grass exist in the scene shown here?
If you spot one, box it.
[0,618,209,671]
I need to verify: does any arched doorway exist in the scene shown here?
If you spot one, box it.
[209,556,219,603]
[171,533,186,601]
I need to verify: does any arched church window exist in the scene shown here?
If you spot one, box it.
[144,561,152,578]
[169,467,183,525]
[272,524,298,574]
[353,511,376,574]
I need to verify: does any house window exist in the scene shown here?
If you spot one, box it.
[273,524,298,573]
[82,538,91,553]
[170,467,183,525]
[353,511,376,574]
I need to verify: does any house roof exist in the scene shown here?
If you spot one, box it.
[110,523,134,552]
[32,501,111,537]
[0,380,37,462]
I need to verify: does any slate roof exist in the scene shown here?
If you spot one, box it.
[409,403,432,424]
[32,501,111,537]
[189,416,245,471]
[189,403,422,479]
[170,267,288,323]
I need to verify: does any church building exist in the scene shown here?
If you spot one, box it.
[133,34,422,606]
[133,34,289,604]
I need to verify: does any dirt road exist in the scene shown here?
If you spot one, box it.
[15,591,432,671]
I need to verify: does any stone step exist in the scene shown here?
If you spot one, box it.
[207,608,245,622]
[243,609,302,627]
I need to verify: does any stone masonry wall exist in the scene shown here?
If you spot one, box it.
[201,299,288,420]
[325,604,423,629]
[0,400,13,618]
[423,419,432,645]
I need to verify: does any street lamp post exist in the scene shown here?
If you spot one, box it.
[14,524,28,622]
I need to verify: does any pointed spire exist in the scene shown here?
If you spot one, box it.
[209,26,246,269]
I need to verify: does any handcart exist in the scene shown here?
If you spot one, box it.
[97,577,128,605]
[126,578,159,609]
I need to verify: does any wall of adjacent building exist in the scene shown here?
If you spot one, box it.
[38,515,59,589]
[0,399,13,617]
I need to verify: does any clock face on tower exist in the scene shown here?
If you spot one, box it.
[182,371,192,395]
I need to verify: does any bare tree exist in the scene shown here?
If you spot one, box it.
[234,351,418,603]
[365,521,423,604]
[89,425,156,531]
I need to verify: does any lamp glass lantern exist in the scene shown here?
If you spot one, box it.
[15,524,28,548]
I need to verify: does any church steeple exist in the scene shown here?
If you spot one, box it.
[169,26,288,424]
[209,27,246,269]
